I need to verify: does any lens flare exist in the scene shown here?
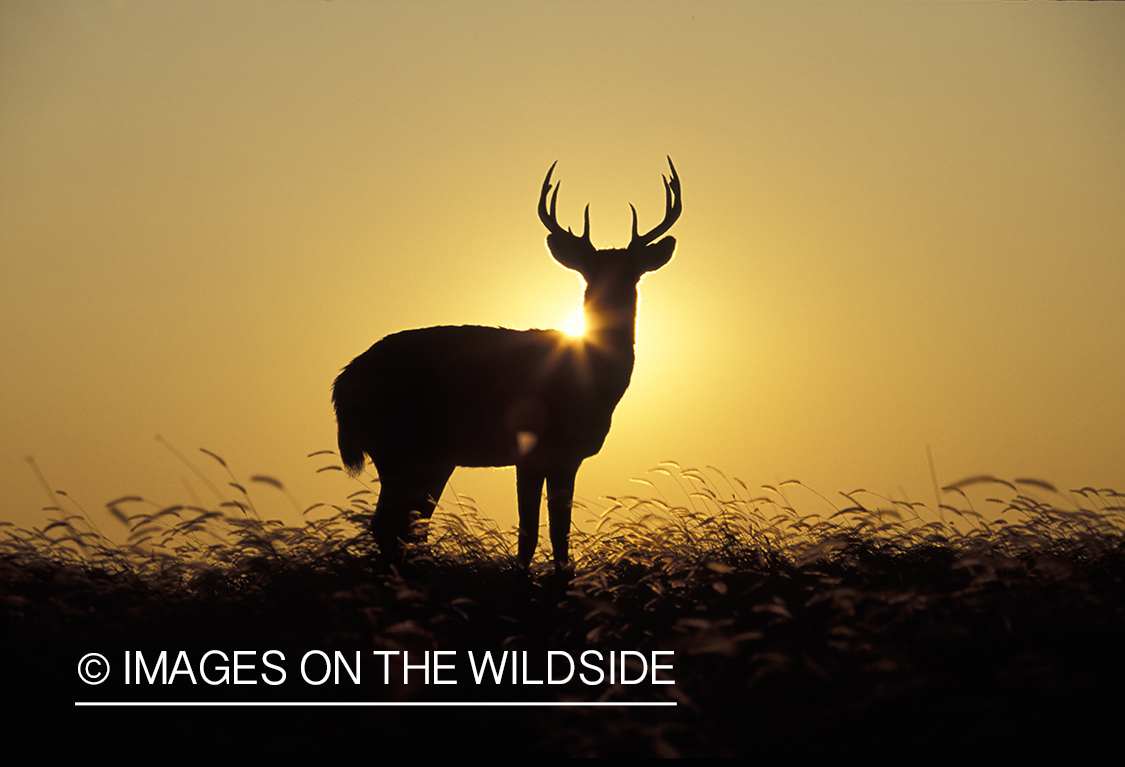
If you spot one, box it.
[562,308,586,338]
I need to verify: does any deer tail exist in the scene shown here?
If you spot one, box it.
[332,371,368,476]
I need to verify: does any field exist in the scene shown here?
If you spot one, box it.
[4,456,1123,759]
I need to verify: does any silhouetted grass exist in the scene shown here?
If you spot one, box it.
[4,455,1122,759]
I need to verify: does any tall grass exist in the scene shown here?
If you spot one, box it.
[4,452,1122,758]
[14,452,1120,575]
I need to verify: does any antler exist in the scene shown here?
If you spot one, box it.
[539,161,590,244]
[629,156,682,248]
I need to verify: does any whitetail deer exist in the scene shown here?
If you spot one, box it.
[333,158,681,565]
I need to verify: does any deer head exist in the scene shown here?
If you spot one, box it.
[539,156,680,289]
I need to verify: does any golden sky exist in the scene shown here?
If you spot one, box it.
[2,1,1123,537]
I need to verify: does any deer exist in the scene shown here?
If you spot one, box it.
[332,157,681,566]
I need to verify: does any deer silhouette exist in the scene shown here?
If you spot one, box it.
[333,158,681,565]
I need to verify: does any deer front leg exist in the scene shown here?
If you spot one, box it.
[546,464,579,566]
[516,463,545,565]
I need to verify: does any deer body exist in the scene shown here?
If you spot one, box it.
[333,159,681,564]
[335,324,624,469]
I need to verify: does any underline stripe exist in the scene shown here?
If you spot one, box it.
[75,700,676,707]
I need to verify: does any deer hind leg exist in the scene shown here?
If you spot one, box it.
[546,464,579,566]
[371,462,453,560]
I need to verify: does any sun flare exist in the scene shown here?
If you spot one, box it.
[561,308,587,338]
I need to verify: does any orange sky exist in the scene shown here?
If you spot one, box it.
[2,1,1123,541]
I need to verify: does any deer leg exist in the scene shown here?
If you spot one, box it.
[414,464,454,522]
[516,463,545,565]
[371,474,412,560]
[546,465,578,566]
[372,463,453,558]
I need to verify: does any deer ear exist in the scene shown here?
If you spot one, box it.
[546,234,589,273]
[638,236,675,274]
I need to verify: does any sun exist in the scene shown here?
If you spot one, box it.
[562,308,587,338]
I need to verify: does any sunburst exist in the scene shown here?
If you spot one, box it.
[562,308,587,338]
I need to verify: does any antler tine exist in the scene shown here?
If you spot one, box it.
[538,161,568,238]
[539,161,591,243]
[630,156,682,248]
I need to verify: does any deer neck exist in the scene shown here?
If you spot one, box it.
[582,287,639,371]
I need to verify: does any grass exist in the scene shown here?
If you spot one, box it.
[3,453,1123,759]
